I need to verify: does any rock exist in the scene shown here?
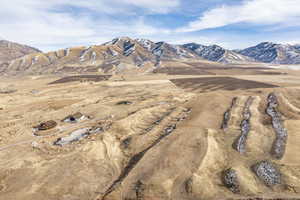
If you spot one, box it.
[33,120,57,131]
[233,97,254,154]
[116,101,133,105]
[164,124,176,135]
[252,161,281,187]
[121,137,132,149]
[222,168,240,193]
[221,97,237,130]
[123,41,135,56]
[134,180,145,200]
[266,93,288,159]
[0,88,17,94]
[53,126,103,146]
[31,141,39,149]
[62,112,88,123]
[30,90,39,95]
[184,177,193,194]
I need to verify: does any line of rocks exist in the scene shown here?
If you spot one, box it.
[221,97,238,130]
[143,110,174,134]
[233,96,254,154]
[100,108,191,200]
[266,93,288,159]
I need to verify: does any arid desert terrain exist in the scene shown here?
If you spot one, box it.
[0,64,300,200]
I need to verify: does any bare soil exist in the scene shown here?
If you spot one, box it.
[0,69,300,200]
[48,75,112,84]
[170,77,278,92]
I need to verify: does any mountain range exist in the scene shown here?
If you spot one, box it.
[237,42,300,64]
[1,37,300,75]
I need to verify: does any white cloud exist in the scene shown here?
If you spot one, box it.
[119,0,180,13]
[178,0,300,32]
[0,0,176,51]
[60,0,180,14]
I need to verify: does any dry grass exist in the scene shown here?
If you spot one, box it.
[0,71,300,200]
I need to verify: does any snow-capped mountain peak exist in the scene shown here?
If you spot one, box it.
[238,42,300,64]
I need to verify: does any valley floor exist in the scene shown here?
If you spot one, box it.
[0,71,300,200]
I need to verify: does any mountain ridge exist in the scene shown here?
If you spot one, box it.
[0,40,41,64]
[183,43,254,64]
[2,38,300,75]
[238,42,300,64]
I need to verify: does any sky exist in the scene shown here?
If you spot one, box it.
[1,0,300,52]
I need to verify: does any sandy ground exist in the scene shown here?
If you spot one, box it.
[0,71,300,200]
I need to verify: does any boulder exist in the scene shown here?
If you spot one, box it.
[222,168,240,193]
[252,161,281,187]
[33,120,57,131]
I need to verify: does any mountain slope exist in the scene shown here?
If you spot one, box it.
[238,42,300,64]
[135,39,200,65]
[1,37,202,75]
[183,43,254,64]
[0,40,41,64]
[1,37,155,75]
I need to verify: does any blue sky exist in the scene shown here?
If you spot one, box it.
[1,0,300,51]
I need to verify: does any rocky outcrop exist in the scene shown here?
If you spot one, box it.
[123,41,135,56]
[238,42,300,64]
[222,168,240,193]
[266,93,288,159]
[116,101,133,105]
[62,112,88,123]
[33,120,57,132]
[233,97,254,154]
[221,97,238,130]
[183,43,253,64]
[252,161,281,187]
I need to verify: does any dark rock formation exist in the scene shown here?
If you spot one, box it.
[48,75,111,85]
[222,168,240,193]
[164,124,176,135]
[252,161,281,187]
[143,109,175,134]
[233,97,254,153]
[221,97,238,130]
[62,112,87,123]
[123,41,135,56]
[121,136,132,149]
[116,101,133,105]
[33,120,57,131]
[184,177,193,194]
[266,93,288,159]
[134,180,145,200]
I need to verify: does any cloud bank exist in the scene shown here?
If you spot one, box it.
[0,0,177,51]
[178,0,300,32]
[1,0,300,51]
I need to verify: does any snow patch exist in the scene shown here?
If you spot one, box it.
[79,47,91,62]
[136,38,152,51]
[32,56,38,65]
